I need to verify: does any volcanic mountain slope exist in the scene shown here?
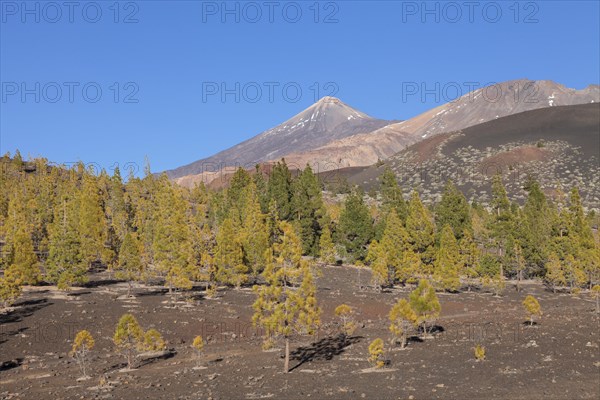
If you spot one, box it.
[282,80,599,172]
[165,97,396,182]
[348,103,600,209]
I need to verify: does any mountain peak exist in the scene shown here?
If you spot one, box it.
[316,95,341,104]
[165,96,394,180]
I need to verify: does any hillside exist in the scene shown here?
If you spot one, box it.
[348,103,600,209]
[280,80,599,173]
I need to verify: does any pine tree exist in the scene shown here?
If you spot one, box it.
[152,176,194,297]
[252,221,321,373]
[70,330,95,378]
[334,304,357,341]
[227,167,252,217]
[337,190,374,262]
[434,225,461,292]
[563,254,586,293]
[522,295,541,325]
[519,178,551,274]
[488,174,514,263]
[215,217,247,288]
[513,241,526,292]
[6,225,41,285]
[368,338,385,368]
[366,240,387,291]
[379,167,407,221]
[409,279,441,337]
[105,166,130,269]
[113,313,144,369]
[406,191,435,266]
[77,171,107,268]
[253,165,269,213]
[459,229,479,291]
[318,224,336,265]
[0,273,22,308]
[197,224,217,294]
[402,248,423,284]
[241,182,269,280]
[291,165,326,255]
[544,252,565,293]
[192,335,205,367]
[47,197,87,290]
[268,159,293,220]
[389,298,416,348]
[115,232,143,297]
[435,180,471,240]
[141,328,166,351]
[377,211,411,284]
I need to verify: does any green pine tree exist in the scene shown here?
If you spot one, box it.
[47,197,87,290]
[435,180,471,240]
[379,166,407,221]
[337,190,374,262]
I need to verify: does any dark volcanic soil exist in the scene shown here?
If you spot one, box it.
[1,266,599,400]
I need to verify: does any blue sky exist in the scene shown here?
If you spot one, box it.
[1,0,599,175]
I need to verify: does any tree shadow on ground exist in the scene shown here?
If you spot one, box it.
[0,298,52,324]
[105,351,176,373]
[81,279,122,289]
[522,321,539,326]
[416,324,445,336]
[135,288,169,297]
[289,334,362,372]
[0,358,24,372]
[137,350,176,367]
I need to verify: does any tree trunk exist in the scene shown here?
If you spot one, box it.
[127,281,132,298]
[284,337,290,373]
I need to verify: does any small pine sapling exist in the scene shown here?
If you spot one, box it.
[113,314,144,369]
[0,273,22,309]
[522,295,542,325]
[70,330,95,379]
[368,338,385,368]
[409,279,441,337]
[334,304,357,342]
[142,329,166,352]
[192,335,205,367]
[389,298,417,348]
[474,344,486,361]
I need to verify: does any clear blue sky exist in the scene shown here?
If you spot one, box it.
[1,0,599,175]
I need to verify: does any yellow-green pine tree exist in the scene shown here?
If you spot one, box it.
[152,176,194,297]
[252,221,321,373]
[389,298,416,348]
[318,224,336,265]
[409,279,441,337]
[545,252,565,293]
[366,240,387,291]
[113,313,144,369]
[406,191,435,266]
[77,171,107,268]
[215,216,247,288]
[434,224,461,292]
